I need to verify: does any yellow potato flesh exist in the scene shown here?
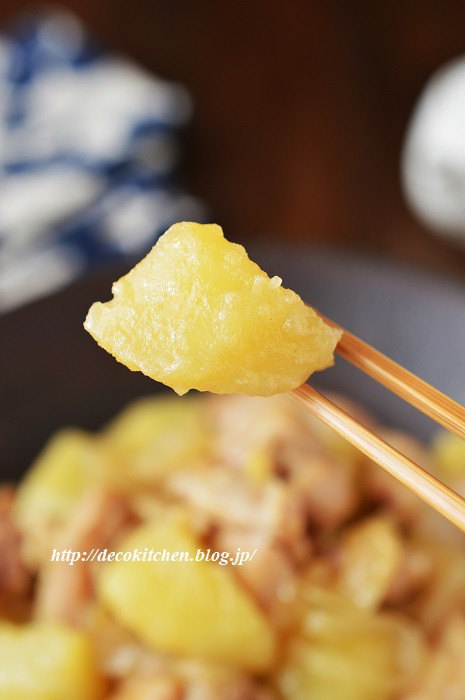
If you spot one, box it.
[85,222,341,396]
[14,429,111,532]
[102,394,209,485]
[96,513,276,671]
[433,431,465,482]
[337,516,403,610]
[0,622,103,700]
[279,586,424,700]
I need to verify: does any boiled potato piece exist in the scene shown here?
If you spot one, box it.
[0,621,103,699]
[244,445,274,485]
[15,429,111,532]
[103,394,209,484]
[433,431,465,482]
[278,586,424,700]
[85,222,341,396]
[97,513,276,671]
[337,516,404,610]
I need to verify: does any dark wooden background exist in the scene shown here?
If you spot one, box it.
[3,0,465,277]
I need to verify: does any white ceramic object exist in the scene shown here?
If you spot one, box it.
[402,57,465,241]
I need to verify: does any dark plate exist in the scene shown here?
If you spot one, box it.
[2,248,465,481]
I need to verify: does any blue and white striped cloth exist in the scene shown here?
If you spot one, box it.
[0,10,205,312]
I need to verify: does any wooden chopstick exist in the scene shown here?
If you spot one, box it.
[320,313,465,441]
[291,384,465,533]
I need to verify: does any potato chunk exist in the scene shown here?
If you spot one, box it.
[103,394,209,485]
[14,429,113,566]
[15,429,110,528]
[278,586,424,700]
[96,513,276,671]
[85,222,340,396]
[0,621,103,699]
[336,516,404,610]
[433,431,465,483]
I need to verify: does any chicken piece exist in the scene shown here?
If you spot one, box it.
[414,500,465,548]
[0,488,29,593]
[0,487,31,619]
[109,675,183,700]
[385,542,433,606]
[285,452,359,530]
[166,468,310,563]
[184,677,274,700]
[208,394,360,530]
[408,539,465,633]
[35,489,133,624]
[215,526,297,614]
[207,395,308,470]
[179,660,276,700]
[301,391,376,465]
[365,431,428,525]
[167,468,281,531]
[401,615,465,700]
[110,664,276,700]
[209,392,370,473]
[167,467,309,614]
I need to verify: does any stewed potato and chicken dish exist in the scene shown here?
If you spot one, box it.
[2,223,465,699]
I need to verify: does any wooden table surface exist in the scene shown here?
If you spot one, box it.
[3,0,465,280]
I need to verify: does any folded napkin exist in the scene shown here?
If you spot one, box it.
[0,10,204,312]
